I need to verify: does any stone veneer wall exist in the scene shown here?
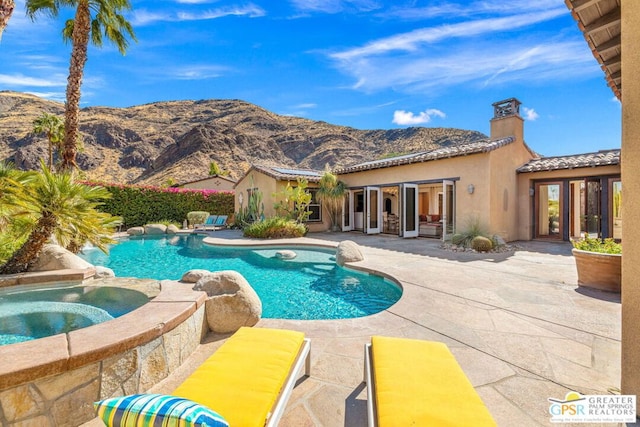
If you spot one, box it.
[0,303,206,426]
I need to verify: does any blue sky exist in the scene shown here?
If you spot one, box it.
[0,0,620,157]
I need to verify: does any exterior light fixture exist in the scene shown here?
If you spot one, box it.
[239,192,244,206]
[467,184,475,194]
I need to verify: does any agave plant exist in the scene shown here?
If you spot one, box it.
[0,163,121,274]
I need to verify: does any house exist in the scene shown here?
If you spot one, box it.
[337,98,620,242]
[234,164,330,233]
[234,98,621,243]
[176,174,237,192]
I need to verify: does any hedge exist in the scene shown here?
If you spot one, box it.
[83,182,234,228]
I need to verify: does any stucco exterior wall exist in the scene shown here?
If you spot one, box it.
[338,153,495,236]
[515,165,621,240]
[234,170,331,232]
[621,0,640,401]
[181,177,236,192]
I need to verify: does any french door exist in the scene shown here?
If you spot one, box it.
[342,190,354,231]
[402,184,419,238]
[442,180,455,240]
[365,186,382,234]
[535,182,563,239]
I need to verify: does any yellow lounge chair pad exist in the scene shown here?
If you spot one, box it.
[173,327,305,426]
[371,336,496,427]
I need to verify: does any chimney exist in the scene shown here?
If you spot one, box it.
[490,98,524,142]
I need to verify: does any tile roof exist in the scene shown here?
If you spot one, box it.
[251,164,323,182]
[335,136,515,174]
[517,149,620,173]
[176,174,237,186]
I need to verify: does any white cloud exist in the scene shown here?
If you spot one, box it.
[522,107,539,121]
[289,0,381,14]
[131,4,265,26]
[392,109,445,125]
[331,9,567,61]
[0,73,66,87]
[170,65,229,80]
[294,103,317,109]
[386,0,563,20]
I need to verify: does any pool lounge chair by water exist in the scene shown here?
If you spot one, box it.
[364,336,496,427]
[195,214,228,231]
[172,326,311,426]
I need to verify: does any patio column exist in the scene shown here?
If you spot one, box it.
[621,0,640,400]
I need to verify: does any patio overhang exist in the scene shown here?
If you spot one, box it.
[565,0,621,99]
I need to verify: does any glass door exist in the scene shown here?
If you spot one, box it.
[402,184,419,238]
[536,182,562,239]
[583,179,601,237]
[342,190,354,231]
[366,186,382,234]
[442,180,455,240]
[611,180,622,240]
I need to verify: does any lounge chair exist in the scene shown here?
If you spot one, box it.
[194,215,218,230]
[364,336,496,427]
[172,326,311,427]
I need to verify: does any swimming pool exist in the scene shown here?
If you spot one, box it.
[0,284,150,345]
[80,234,402,320]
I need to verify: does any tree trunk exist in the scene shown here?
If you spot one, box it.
[0,0,15,42]
[61,1,90,172]
[0,213,57,274]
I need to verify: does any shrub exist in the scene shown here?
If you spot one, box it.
[83,182,234,228]
[572,235,621,254]
[450,216,488,248]
[471,236,493,252]
[187,211,209,227]
[243,217,307,239]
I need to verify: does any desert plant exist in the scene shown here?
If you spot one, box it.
[572,234,621,254]
[471,236,493,252]
[273,178,312,224]
[450,216,489,248]
[0,163,120,274]
[316,167,346,230]
[243,217,307,239]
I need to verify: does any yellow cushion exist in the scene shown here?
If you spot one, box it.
[173,327,305,426]
[371,336,496,427]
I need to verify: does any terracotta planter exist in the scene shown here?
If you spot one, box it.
[572,248,621,292]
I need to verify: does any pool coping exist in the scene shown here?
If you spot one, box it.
[0,280,207,390]
[0,267,96,289]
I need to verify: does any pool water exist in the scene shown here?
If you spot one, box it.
[0,285,149,345]
[80,235,402,320]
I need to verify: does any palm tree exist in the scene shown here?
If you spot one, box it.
[0,162,33,231]
[316,167,347,231]
[33,112,65,169]
[0,162,120,274]
[0,0,14,42]
[26,0,136,172]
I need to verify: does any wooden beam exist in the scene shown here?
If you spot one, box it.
[585,8,621,35]
[604,54,621,67]
[595,33,621,53]
[570,0,601,12]
[610,70,621,80]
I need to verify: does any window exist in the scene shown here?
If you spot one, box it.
[306,188,322,222]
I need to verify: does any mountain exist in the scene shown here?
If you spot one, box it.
[0,91,487,185]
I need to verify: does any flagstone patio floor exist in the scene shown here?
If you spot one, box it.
[83,230,624,426]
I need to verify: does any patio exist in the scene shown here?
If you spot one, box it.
[84,230,622,426]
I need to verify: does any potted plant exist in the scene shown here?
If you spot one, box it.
[571,234,621,292]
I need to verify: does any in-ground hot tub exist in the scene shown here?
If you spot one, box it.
[0,283,151,345]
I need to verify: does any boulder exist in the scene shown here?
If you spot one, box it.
[275,250,297,260]
[145,224,167,235]
[193,271,262,333]
[127,226,145,236]
[166,224,180,234]
[29,244,94,272]
[335,240,364,266]
[181,269,212,283]
[94,266,116,278]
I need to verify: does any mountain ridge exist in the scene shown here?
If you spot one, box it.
[0,91,488,185]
